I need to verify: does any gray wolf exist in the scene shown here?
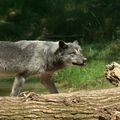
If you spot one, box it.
[0,40,87,96]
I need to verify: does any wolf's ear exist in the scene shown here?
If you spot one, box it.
[59,41,68,49]
[73,40,79,45]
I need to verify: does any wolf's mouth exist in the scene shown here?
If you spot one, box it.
[72,62,85,66]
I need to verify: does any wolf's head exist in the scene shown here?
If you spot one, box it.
[55,41,87,66]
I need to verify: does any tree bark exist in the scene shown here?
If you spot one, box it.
[0,87,120,120]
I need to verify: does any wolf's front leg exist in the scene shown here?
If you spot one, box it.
[10,76,26,96]
[41,72,58,94]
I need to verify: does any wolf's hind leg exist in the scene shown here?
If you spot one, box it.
[10,76,26,96]
[41,72,58,94]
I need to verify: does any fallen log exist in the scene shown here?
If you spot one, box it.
[0,62,120,120]
[1,88,120,120]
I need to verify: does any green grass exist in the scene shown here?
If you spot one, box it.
[55,61,111,91]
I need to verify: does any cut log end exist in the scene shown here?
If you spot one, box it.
[105,62,120,87]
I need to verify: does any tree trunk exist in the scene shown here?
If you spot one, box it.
[0,87,120,120]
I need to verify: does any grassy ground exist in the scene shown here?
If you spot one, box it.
[0,39,119,96]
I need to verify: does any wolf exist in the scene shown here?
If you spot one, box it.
[0,40,87,96]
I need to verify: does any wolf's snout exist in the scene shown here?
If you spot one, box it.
[83,57,87,63]
[82,57,87,64]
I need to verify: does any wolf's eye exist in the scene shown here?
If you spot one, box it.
[71,52,76,54]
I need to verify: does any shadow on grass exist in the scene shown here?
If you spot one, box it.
[0,77,47,96]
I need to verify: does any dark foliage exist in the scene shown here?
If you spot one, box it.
[0,0,119,42]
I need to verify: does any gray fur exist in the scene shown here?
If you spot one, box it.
[0,40,86,96]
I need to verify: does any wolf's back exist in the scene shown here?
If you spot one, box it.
[0,41,35,73]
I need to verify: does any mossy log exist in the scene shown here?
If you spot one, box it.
[1,88,120,120]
